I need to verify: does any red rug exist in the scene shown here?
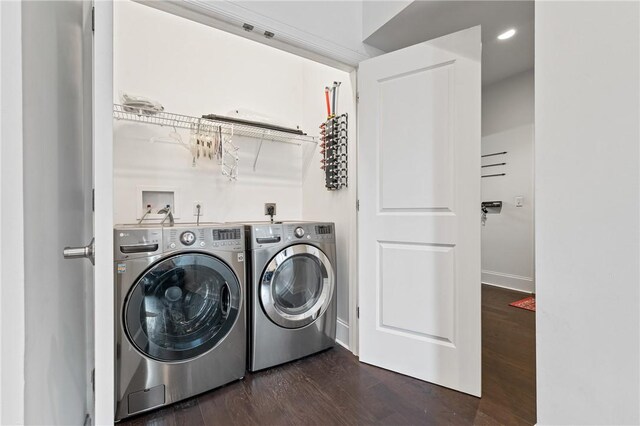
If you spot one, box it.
[509,296,536,312]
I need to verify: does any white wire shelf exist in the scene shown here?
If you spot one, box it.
[113,104,318,146]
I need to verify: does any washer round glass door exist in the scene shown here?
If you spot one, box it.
[260,244,334,329]
[125,253,241,362]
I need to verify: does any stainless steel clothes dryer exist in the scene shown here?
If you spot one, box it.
[114,224,246,421]
[245,222,337,372]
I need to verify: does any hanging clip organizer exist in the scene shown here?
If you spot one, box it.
[320,82,348,190]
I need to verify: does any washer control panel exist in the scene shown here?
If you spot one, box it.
[211,227,243,249]
[164,226,243,252]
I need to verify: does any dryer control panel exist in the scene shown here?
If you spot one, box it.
[247,222,335,249]
[283,223,335,243]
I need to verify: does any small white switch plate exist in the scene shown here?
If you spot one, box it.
[515,196,524,207]
[193,201,204,216]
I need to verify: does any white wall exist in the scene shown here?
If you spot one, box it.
[234,1,381,60]
[142,0,383,70]
[0,2,25,424]
[481,70,534,292]
[114,2,355,337]
[536,2,640,424]
[21,1,89,424]
[362,1,412,41]
[300,65,357,346]
[115,1,306,224]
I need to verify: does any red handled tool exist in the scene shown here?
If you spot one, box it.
[324,87,331,118]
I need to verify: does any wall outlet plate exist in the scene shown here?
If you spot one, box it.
[264,203,277,216]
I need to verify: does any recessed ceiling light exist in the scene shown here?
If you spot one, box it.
[497,29,516,40]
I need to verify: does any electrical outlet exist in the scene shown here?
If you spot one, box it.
[264,203,277,216]
[193,201,204,216]
[515,196,524,207]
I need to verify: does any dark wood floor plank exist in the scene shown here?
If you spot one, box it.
[120,285,536,426]
[479,285,536,425]
[122,404,177,426]
[172,397,204,426]
[199,379,261,426]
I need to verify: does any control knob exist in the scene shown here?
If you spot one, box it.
[180,231,196,246]
[294,227,305,238]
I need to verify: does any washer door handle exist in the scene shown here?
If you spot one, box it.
[63,237,95,265]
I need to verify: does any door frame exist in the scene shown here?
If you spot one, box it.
[93,2,114,424]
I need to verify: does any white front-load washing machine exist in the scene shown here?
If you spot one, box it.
[245,222,337,372]
[114,224,246,421]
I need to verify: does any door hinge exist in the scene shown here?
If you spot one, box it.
[91,7,95,32]
[91,368,95,393]
[356,92,360,104]
[92,188,95,212]
[356,199,360,211]
[356,306,360,319]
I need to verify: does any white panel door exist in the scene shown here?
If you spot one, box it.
[358,26,481,396]
[21,1,94,424]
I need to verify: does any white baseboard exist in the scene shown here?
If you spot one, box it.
[482,270,534,293]
[482,281,532,294]
[336,318,349,349]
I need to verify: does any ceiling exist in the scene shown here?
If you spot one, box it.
[363,1,534,86]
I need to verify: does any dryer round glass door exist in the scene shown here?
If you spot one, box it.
[124,253,241,362]
[260,244,334,329]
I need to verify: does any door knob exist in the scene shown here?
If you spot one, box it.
[63,238,95,265]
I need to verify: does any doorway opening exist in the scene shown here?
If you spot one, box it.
[362,1,536,424]
[109,1,357,421]
[480,50,535,426]
[480,10,536,426]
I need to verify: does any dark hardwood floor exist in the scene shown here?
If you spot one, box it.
[121,285,536,425]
